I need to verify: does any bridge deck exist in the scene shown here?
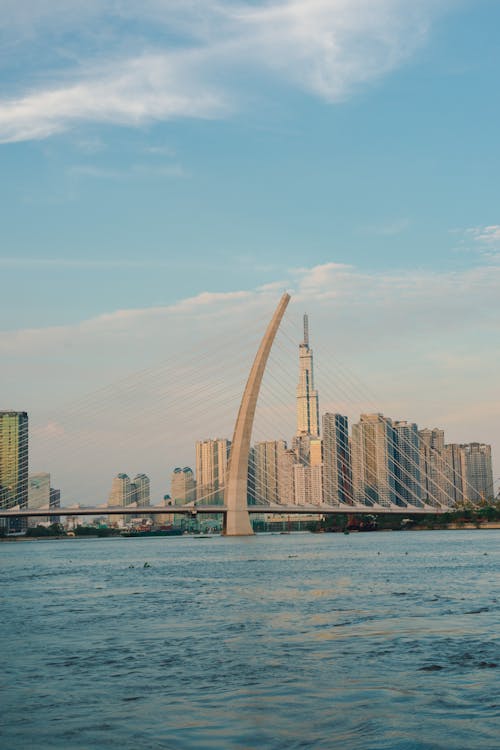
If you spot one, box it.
[0,503,448,518]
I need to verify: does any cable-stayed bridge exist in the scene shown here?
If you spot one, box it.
[3,292,492,533]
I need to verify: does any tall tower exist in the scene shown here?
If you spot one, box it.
[196,438,230,505]
[296,314,319,438]
[322,413,353,505]
[252,440,286,505]
[419,428,447,505]
[393,421,421,506]
[0,411,29,532]
[351,413,396,507]
[443,444,465,505]
[461,443,494,502]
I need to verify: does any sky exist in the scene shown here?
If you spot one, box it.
[1,0,499,502]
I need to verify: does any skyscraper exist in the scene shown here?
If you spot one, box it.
[27,472,50,527]
[277,449,296,505]
[252,440,286,505]
[108,473,134,525]
[27,472,61,527]
[170,467,196,525]
[293,463,323,505]
[171,467,196,505]
[296,314,319,438]
[110,473,133,502]
[393,421,422,506]
[351,414,396,507]
[195,438,230,504]
[419,428,448,505]
[0,410,29,532]
[443,443,465,505]
[461,443,494,502]
[322,413,353,505]
[132,473,151,507]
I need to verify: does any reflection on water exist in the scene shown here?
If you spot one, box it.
[1,530,499,749]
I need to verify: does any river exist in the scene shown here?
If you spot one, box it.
[1,530,499,749]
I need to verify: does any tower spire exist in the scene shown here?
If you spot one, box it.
[296,313,319,437]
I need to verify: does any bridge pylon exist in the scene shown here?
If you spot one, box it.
[223,293,291,535]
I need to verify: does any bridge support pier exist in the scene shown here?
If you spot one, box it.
[223,293,290,536]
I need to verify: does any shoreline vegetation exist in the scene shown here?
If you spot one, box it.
[1,504,500,540]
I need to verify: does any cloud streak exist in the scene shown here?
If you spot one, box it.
[0,0,449,142]
[1,258,499,353]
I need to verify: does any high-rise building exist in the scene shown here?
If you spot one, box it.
[27,473,60,527]
[296,314,319,438]
[443,444,465,505]
[252,440,286,505]
[351,414,396,507]
[292,434,312,465]
[27,472,50,527]
[49,487,61,525]
[109,473,134,505]
[322,413,353,505]
[170,466,196,526]
[171,467,196,505]
[170,467,196,525]
[278,449,296,505]
[108,473,134,525]
[132,473,150,507]
[461,443,494,502]
[309,438,322,467]
[293,464,323,505]
[393,421,422,506]
[28,472,50,508]
[0,410,29,532]
[419,428,448,505]
[195,438,230,504]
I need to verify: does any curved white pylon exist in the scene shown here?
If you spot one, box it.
[223,293,291,535]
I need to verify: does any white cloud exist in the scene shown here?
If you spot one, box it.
[0,52,226,143]
[454,224,500,260]
[2,258,499,358]
[468,224,500,246]
[0,0,450,142]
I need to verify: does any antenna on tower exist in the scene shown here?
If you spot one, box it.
[303,313,309,346]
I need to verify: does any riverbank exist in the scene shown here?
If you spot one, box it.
[3,521,500,541]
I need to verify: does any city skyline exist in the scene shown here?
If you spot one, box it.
[0,1,499,502]
[2,299,494,543]
[1,302,497,511]
[4,308,494,525]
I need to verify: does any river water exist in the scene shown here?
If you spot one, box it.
[1,530,499,749]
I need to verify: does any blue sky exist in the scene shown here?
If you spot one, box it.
[1,1,499,499]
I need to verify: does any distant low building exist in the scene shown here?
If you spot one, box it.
[27,474,61,527]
